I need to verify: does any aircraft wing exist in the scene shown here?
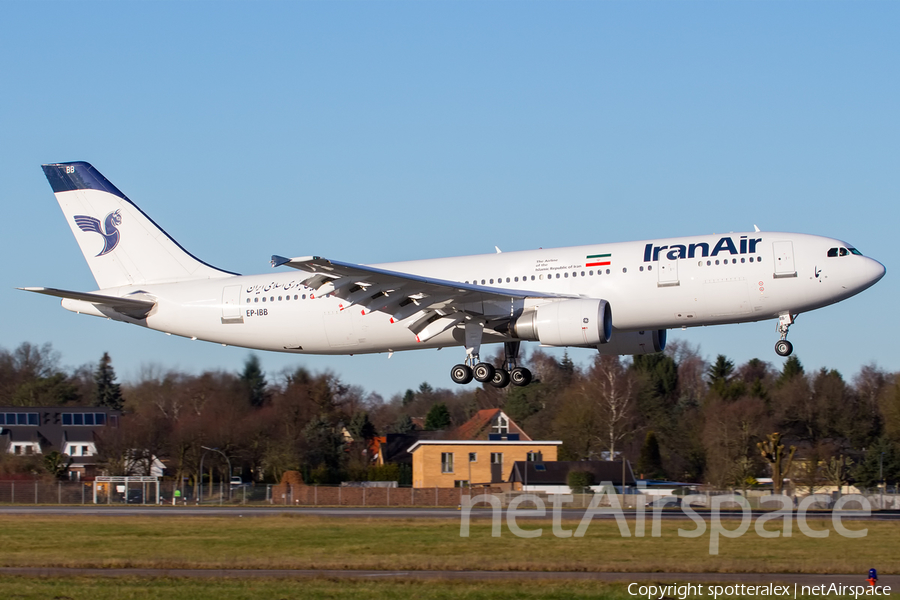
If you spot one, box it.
[19,287,156,320]
[271,255,569,341]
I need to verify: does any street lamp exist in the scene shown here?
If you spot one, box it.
[199,446,232,504]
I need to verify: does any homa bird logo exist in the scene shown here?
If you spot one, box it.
[73,210,122,256]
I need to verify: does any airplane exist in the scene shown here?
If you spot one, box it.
[22,162,886,388]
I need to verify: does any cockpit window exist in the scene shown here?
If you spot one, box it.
[828,247,862,258]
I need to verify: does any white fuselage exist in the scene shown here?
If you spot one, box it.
[61,231,885,357]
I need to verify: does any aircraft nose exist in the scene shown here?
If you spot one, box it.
[861,257,886,287]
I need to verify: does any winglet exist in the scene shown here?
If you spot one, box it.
[271,255,292,268]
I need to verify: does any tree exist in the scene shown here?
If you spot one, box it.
[94,352,123,411]
[424,402,452,430]
[823,454,853,492]
[636,431,664,480]
[43,451,72,480]
[589,355,637,459]
[348,411,376,441]
[240,354,268,408]
[392,413,416,434]
[758,432,797,495]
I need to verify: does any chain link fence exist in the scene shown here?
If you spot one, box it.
[0,480,897,509]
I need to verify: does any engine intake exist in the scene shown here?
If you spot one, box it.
[510,299,612,347]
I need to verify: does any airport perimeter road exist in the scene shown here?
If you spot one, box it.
[0,566,896,588]
[0,505,898,520]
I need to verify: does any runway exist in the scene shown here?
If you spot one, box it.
[0,505,898,520]
[0,566,894,587]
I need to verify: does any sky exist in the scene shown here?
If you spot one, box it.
[2,1,898,399]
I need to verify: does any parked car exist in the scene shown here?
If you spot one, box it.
[230,476,243,487]
[646,497,681,508]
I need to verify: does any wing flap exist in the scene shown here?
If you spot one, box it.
[20,287,156,320]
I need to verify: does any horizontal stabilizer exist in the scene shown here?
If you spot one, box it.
[19,287,156,320]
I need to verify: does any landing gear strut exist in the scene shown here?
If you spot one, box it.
[774,313,796,357]
[448,331,533,387]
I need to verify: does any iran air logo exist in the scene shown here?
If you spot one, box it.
[73,210,122,256]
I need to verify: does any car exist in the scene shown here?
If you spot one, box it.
[230,476,243,487]
[646,497,681,508]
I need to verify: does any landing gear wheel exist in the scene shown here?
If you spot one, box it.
[775,340,793,357]
[510,367,533,387]
[450,364,473,384]
[490,369,510,388]
[472,362,495,383]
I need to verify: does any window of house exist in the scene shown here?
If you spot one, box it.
[468,452,477,463]
[82,446,90,456]
[491,453,503,464]
[526,451,541,462]
[492,414,509,435]
[14,445,22,455]
[441,452,454,473]
[454,480,469,488]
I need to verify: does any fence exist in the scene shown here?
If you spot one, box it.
[0,480,897,509]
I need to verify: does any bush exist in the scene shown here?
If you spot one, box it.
[567,470,595,494]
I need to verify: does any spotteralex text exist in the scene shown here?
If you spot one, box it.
[628,583,891,600]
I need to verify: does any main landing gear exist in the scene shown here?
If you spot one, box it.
[774,313,796,357]
[449,326,532,388]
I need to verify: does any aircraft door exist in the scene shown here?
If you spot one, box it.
[773,241,797,278]
[657,256,679,287]
[221,285,244,324]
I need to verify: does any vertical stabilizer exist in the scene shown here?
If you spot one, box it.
[42,162,236,289]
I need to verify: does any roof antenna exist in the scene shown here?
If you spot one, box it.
[754,225,761,232]
[495,246,502,254]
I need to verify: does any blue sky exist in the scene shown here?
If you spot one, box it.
[3,2,897,398]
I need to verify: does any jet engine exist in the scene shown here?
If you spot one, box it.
[596,329,666,355]
[509,298,612,347]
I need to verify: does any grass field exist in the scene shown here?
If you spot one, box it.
[0,514,893,574]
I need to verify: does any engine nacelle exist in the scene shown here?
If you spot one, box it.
[596,329,666,356]
[510,299,612,347]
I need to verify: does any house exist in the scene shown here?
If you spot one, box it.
[0,406,121,479]
[408,440,561,488]
[508,460,637,494]
[372,408,532,470]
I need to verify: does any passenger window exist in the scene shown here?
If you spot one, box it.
[606,269,610,274]
[648,265,652,271]
[622,268,627,273]
[564,272,568,278]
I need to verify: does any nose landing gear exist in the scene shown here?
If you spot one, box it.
[774,313,796,357]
